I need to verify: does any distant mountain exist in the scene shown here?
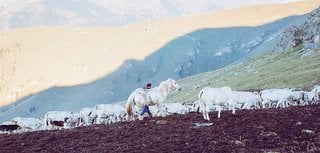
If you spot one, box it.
[0,0,302,29]
[166,43,320,104]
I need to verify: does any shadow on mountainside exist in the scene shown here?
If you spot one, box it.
[0,14,308,122]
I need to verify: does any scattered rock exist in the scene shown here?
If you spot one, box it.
[193,122,213,127]
[276,7,320,52]
[260,131,278,137]
[155,120,168,125]
[255,125,265,130]
[261,149,280,153]
[231,140,246,147]
[301,129,315,134]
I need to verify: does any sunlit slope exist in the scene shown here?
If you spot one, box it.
[0,0,319,106]
[166,47,320,103]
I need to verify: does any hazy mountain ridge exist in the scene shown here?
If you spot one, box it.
[0,0,302,30]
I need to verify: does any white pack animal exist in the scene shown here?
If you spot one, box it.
[162,103,190,115]
[147,105,168,117]
[231,91,261,109]
[311,85,320,103]
[290,90,305,106]
[79,107,96,126]
[302,91,315,105]
[198,87,236,121]
[44,111,80,129]
[94,103,126,124]
[145,103,189,117]
[189,100,201,113]
[260,89,303,108]
[126,78,181,121]
[11,117,44,131]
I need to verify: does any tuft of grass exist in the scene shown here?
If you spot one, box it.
[166,47,320,103]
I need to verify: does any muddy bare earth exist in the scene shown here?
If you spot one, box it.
[0,105,320,153]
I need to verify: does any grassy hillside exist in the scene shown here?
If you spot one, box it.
[166,47,320,103]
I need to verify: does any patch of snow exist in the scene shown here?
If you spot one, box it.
[150,66,158,73]
[174,66,182,72]
[240,36,263,49]
[55,8,76,18]
[187,49,196,58]
[214,46,231,56]
[265,32,281,42]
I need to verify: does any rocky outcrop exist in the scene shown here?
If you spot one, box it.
[277,7,320,51]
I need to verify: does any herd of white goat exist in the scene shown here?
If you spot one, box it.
[1,85,319,133]
[197,86,320,121]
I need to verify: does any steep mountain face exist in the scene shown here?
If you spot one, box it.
[0,0,301,29]
[276,7,320,51]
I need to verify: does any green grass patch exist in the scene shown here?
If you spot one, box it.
[166,47,320,103]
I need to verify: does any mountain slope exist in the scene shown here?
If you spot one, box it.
[166,46,320,103]
[167,7,320,103]
[0,0,303,29]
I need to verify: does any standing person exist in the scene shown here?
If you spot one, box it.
[144,83,152,89]
[141,83,152,116]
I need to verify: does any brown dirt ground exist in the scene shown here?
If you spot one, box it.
[0,105,320,153]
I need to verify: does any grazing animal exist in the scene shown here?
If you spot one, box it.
[290,90,305,106]
[0,124,21,132]
[198,87,236,120]
[231,91,261,109]
[11,117,44,131]
[303,91,315,105]
[79,107,96,126]
[259,89,304,108]
[44,111,79,129]
[49,121,65,127]
[311,85,320,103]
[162,103,190,115]
[147,105,167,117]
[189,100,201,114]
[126,78,182,121]
[93,103,126,124]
